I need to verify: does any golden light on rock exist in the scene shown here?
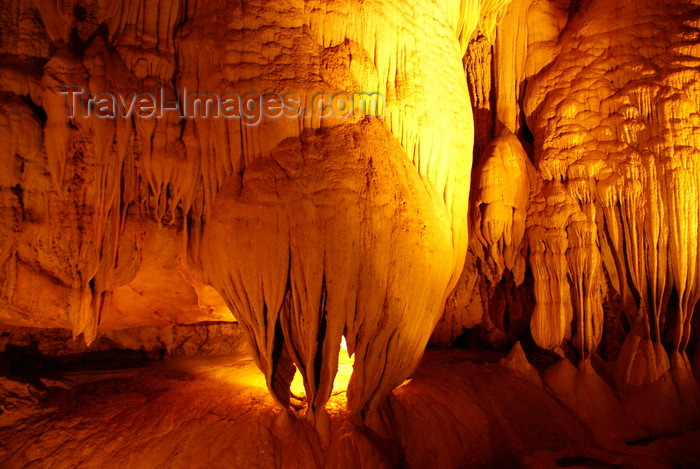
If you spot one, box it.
[289,336,354,403]
[1,0,700,467]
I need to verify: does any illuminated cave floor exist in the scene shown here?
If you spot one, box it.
[1,350,699,469]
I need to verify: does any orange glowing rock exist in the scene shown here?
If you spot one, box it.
[1,1,700,462]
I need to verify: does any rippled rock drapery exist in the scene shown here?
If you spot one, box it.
[0,0,513,425]
[525,0,700,431]
[196,0,518,421]
[440,0,700,433]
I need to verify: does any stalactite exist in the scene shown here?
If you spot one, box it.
[195,0,513,421]
[524,0,700,392]
[473,127,530,285]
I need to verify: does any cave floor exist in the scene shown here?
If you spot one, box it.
[0,349,699,469]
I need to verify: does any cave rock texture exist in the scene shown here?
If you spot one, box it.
[1,0,700,467]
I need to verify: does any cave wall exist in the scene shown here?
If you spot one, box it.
[1,0,700,436]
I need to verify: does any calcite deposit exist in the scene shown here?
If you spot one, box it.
[1,0,700,467]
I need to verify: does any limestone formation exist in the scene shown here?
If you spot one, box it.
[1,0,700,466]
